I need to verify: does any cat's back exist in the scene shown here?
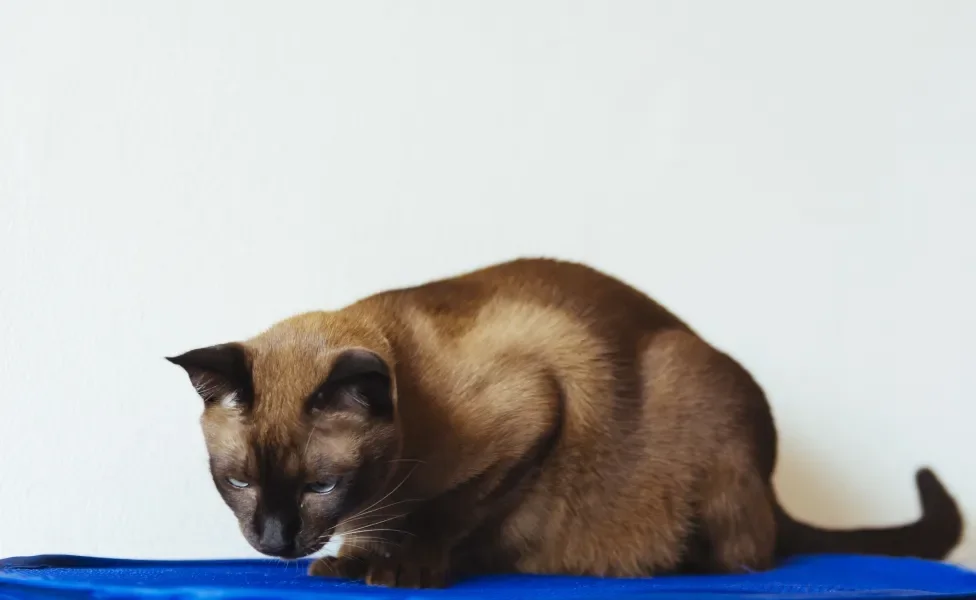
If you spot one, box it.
[369,258,689,337]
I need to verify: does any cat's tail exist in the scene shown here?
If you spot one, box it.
[774,468,963,560]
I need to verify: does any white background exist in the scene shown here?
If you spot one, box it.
[1,2,973,567]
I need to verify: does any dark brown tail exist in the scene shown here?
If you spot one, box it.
[775,468,963,560]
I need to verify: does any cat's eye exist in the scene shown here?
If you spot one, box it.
[227,477,250,489]
[307,477,339,494]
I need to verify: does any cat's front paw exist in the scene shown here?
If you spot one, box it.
[308,556,367,580]
[365,551,450,588]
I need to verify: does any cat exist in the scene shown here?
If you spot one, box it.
[168,258,963,588]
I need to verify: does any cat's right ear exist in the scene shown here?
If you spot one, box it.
[166,343,252,408]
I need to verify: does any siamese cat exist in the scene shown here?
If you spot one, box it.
[169,258,962,588]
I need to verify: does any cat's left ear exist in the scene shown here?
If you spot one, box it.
[167,343,252,408]
[306,348,395,419]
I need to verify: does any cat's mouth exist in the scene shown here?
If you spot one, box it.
[254,543,320,560]
[247,531,331,560]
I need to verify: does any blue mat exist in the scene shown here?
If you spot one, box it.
[1,555,975,599]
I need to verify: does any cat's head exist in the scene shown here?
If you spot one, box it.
[168,312,400,558]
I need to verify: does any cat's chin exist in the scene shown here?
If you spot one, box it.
[308,534,345,559]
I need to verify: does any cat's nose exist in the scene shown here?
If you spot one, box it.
[256,515,296,557]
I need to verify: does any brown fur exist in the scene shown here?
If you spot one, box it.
[168,258,963,587]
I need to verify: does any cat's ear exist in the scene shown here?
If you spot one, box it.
[306,348,394,419]
[167,343,252,408]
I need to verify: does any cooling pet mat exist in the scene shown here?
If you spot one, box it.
[2,554,976,599]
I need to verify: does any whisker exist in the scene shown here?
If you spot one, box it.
[332,544,370,559]
[313,533,396,545]
[301,428,315,460]
[341,526,416,539]
[342,463,421,526]
[318,531,412,548]
[351,531,414,542]
[339,498,421,526]
[339,514,409,538]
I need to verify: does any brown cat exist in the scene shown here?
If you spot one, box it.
[168,258,963,588]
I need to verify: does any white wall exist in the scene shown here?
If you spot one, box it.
[1,1,974,567]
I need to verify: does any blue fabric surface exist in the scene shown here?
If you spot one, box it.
[1,555,975,599]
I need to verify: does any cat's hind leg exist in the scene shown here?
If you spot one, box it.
[698,465,777,574]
